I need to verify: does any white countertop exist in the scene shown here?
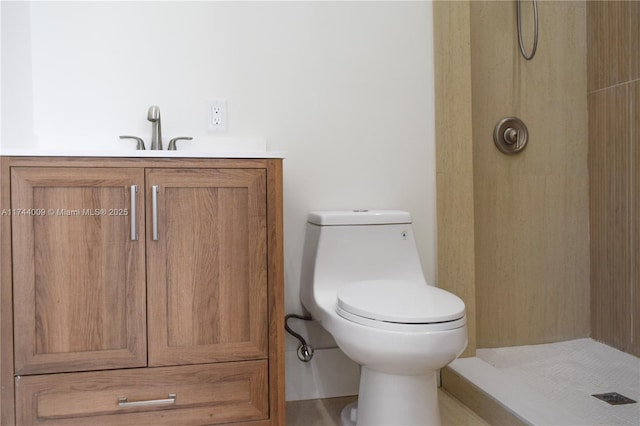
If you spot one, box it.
[0,137,285,159]
[0,148,285,159]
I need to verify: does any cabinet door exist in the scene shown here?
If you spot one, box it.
[11,167,147,375]
[146,168,268,366]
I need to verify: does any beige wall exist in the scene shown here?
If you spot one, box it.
[435,1,590,350]
[588,0,640,357]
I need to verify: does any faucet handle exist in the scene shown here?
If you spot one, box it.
[168,136,193,151]
[120,135,146,150]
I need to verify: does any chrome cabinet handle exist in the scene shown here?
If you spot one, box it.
[152,185,159,241]
[118,393,176,408]
[130,185,138,241]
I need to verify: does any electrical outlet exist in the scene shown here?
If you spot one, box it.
[208,99,227,132]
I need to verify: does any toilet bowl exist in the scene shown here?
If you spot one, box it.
[300,210,467,426]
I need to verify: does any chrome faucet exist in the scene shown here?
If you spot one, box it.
[147,105,162,150]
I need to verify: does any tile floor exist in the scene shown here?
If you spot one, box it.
[286,388,488,426]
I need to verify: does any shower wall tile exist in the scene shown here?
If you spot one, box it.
[433,0,476,357]
[632,81,639,356]
[475,174,538,346]
[436,172,477,356]
[632,2,640,80]
[472,1,587,178]
[472,1,589,348]
[549,172,591,340]
[433,0,474,175]
[475,172,590,347]
[588,2,639,358]
[588,85,632,353]
[587,0,630,92]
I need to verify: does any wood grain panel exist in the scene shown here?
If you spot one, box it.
[11,167,147,375]
[470,1,589,348]
[163,186,250,347]
[589,85,632,352]
[632,81,640,356]
[15,361,268,425]
[33,186,127,354]
[630,1,639,81]
[476,173,590,347]
[0,156,271,170]
[147,168,268,366]
[587,0,630,92]
[266,159,286,425]
[0,157,16,424]
[587,0,639,357]
[433,0,476,357]
[2,157,285,425]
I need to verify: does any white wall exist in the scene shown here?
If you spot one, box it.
[1,0,436,400]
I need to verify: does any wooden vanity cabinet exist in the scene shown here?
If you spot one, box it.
[0,157,285,426]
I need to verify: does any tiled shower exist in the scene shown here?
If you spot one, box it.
[435,0,639,363]
[434,0,639,423]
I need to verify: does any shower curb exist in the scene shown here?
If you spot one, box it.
[441,365,527,426]
[443,357,588,425]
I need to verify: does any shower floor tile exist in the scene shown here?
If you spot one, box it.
[477,338,640,426]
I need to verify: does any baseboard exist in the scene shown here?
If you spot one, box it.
[285,347,360,401]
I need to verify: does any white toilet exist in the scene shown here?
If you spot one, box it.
[300,210,467,426]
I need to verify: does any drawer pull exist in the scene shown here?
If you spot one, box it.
[117,393,177,408]
[130,185,138,241]
[152,185,159,241]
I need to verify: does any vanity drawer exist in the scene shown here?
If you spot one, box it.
[15,361,269,425]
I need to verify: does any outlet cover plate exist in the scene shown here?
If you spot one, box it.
[207,99,227,132]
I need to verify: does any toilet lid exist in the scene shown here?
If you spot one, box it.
[337,280,465,324]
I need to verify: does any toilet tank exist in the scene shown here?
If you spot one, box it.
[300,210,427,315]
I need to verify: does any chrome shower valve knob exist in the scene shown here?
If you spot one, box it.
[494,116,529,154]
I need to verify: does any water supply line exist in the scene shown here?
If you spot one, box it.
[285,314,314,362]
[517,0,538,60]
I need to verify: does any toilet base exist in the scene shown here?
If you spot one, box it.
[351,367,440,426]
[340,401,358,426]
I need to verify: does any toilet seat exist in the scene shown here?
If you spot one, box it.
[336,280,466,332]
